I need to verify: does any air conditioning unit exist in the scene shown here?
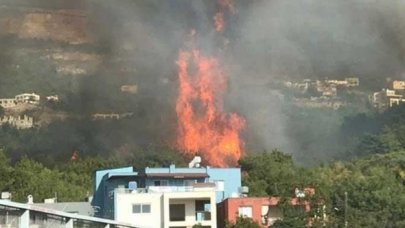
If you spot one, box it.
[238,186,249,194]
[1,192,11,200]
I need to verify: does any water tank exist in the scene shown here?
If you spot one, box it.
[188,156,202,168]
[239,186,249,194]
[128,181,138,191]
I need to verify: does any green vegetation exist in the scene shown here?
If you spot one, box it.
[0,148,403,226]
[239,151,405,227]
[0,147,186,202]
[225,217,261,228]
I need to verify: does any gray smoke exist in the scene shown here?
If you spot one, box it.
[2,0,405,163]
[85,0,405,162]
[226,0,405,161]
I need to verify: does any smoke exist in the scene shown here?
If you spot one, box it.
[218,0,405,162]
[2,0,405,164]
[79,0,405,162]
[231,0,405,84]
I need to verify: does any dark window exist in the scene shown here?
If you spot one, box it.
[169,204,185,221]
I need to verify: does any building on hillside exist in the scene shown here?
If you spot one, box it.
[392,80,405,90]
[15,93,40,104]
[120,85,138,94]
[0,115,34,129]
[0,98,17,109]
[371,89,405,111]
[324,77,359,87]
[46,95,59,102]
[91,157,242,228]
[92,113,134,120]
[217,188,316,227]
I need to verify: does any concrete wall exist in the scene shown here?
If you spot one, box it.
[92,167,134,216]
[163,191,216,228]
[207,168,241,202]
[115,192,163,228]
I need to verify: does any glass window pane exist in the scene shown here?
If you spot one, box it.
[238,206,252,218]
[142,204,151,213]
[132,204,141,213]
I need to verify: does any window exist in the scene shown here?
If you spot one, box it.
[132,204,151,214]
[238,206,252,218]
[169,204,185,221]
[184,180,197,186]
[154,180,169,186]
[142,204,151,213]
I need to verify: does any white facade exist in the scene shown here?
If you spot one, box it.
[15,93,40,104]
[0,115,34,129]
[115,191,163,228]
[0,99,17,108]
[114,185,217,228]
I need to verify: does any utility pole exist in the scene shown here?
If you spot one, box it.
[344,191,348,228]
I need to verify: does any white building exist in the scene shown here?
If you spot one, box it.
[0,115,34,129]
[0,199,139,228]
[15,93,40,104]
[0,98,17,108]
[114,183,217,228]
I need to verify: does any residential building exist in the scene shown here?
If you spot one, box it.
[46,95,60,102]
[0,115,34,129]
[372,89,405,111]
[0,199,139,228]
[392,80,405,90]
[120,85,138,94]
[217,188,315,227]
[324,78,359,87]
[0,98,17,108]
[114,182,217,228]
[92,113,134,120]
[15,93,40,104]
[92,157,242,228]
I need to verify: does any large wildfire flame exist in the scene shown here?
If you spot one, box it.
[175,0,244,167]
[176,50,245,167]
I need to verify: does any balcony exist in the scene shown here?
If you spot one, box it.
[196,211,211,221]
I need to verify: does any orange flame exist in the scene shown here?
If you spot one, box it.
[176,50,245,167]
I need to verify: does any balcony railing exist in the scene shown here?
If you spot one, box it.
[115,183,216,194]
[148,186,194,193]
[196,211,211,221]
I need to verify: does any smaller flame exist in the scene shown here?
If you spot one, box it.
[214,12,225,32]
[70,151,78,161]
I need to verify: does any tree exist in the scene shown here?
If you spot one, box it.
[272,198,307,228]
[239,150,300,197]
[225,217,261,228]
[0,149,13,191]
